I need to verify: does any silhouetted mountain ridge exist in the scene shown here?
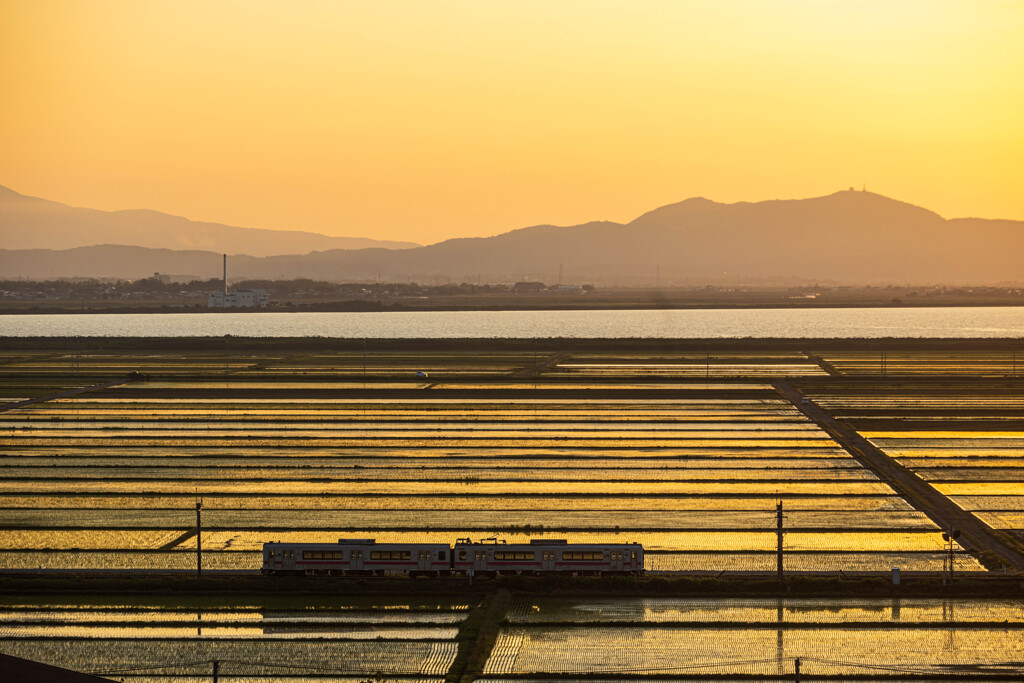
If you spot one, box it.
[0,184,419,256]
[1,189,1021,284]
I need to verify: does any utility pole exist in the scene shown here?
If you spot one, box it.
[196,496,203,578]
[943,528,960,582]
[71,337,81,377]
[949,531,954,581]
[776,500,785,584]
[212,659,219,682]
[794,657,801,682]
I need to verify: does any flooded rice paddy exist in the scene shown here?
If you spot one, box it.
[0,597,461,680]
[0,353,997,574]
[804,384,1024,548]
[485,625,1023,678]
[485,597,1024,679]
[3,344,1024,680]
[4,595,1022,681]
[493,596,1024,680]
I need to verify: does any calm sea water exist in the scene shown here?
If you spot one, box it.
[1,307,1023,338]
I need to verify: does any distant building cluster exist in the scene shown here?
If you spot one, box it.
[208,289,269,308]
[513,281,591,293]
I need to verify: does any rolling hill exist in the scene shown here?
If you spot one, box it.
[0,184,418,257]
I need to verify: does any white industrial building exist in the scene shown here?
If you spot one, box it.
[207,254,269,308]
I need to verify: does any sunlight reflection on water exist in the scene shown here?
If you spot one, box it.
[4,306,1024,337]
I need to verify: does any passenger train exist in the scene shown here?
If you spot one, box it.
[262,537,644,576]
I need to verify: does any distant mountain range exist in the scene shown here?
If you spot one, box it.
[1,186,1022,284]
[0,184,418,257]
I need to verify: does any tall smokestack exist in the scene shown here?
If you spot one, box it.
[222,254,227,295]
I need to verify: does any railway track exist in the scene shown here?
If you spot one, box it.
[0,568,1011,579]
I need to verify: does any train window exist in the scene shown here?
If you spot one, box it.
[494,551,536,560]
[439,551,447,561]
[562,551,603,560]
[302,551,319,560]
[370,551,412,560]
[458,550,466,561]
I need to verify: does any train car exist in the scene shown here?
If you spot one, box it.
[452,538,643,576]
[262,538,451,576]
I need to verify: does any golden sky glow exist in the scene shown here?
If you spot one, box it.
[2,0,1022,244]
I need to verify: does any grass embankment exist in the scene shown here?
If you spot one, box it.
[446,588,512,683]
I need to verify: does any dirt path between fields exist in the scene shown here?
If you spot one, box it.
[0,378,131,413]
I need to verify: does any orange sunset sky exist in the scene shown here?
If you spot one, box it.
[2,0,1022,245]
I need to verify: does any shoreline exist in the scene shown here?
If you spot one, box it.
[4,336,1024,351]
[4,299,1024,315]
